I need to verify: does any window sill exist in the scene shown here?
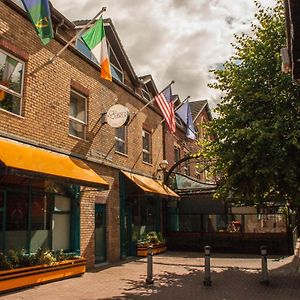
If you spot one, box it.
[115,151,128,157]
[142,161,152,166]
[68,134,88,142]
[0,108,24,119]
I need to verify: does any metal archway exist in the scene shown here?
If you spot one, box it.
[164,153,213,185]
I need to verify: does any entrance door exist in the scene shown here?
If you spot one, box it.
[95,204,106,263]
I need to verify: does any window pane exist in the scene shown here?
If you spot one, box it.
[143,152,150,163]
[143,133,150,150]
[0,51,23,94]
[54,195,71,212]
[111,65,123,82]
[31,195,50,230]
[142,89,151,101]
[116,140,126,153]
[52,214,70,251]
[69,119,86,139]
[76,38,98,64]
[6,191,28,251]
[70,91,86,122]
[30,194,50,252]
[116,127,125,140]
[0,91,21,114]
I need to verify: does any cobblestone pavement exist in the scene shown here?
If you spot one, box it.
[1,252,300,300]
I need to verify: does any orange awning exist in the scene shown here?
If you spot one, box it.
[0,138,109,189]
[122,171,180,198]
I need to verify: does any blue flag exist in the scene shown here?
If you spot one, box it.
[176,100,196,140]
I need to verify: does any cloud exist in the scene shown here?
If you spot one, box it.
[51,0,276,110]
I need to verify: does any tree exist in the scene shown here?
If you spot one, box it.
[202,1,300,205]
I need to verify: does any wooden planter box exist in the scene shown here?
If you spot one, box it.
[0,258,86,294]
[137,244,167,257]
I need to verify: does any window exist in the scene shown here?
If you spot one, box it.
[0,50,24,115]
[107,42,124,83]
[69,90,87,139]
[142,86,151,101]
[174,147,180,172]
[142,129,152,164]
[115,126,127,154]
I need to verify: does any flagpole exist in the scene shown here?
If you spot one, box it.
[128,80,175,125]
[49,7,107,63]
[175,95,190,112]
[159,95,190,125]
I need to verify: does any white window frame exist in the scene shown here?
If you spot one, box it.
[0,49,25,116]
[107,41,124,83]
[142,129,152,164]
[69,89,87,140]
[115,126,127,155]
[142,85,151,101]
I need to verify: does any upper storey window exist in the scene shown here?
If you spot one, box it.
[142,129,152,164]
[69,90,87,139]
[115,126,127,154]
[0,50,24,115]
[142,86,151,101]
[107,42,124,83]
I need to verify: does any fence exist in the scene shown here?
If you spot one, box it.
[166,213,291,254]
[167,213,288,234]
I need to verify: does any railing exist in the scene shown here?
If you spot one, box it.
[166,213,288,234]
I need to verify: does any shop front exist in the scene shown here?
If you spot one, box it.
[119,171,179,257]
[0,138,109,255]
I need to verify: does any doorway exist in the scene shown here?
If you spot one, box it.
[95,204,106,263]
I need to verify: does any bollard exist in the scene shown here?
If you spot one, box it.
[203,245,212,286]
[146,245,154,284]
[260,245,269,285]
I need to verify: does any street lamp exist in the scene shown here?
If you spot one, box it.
[154,160,169,180]
[159,160,169,171]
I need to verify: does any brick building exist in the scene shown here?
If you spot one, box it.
[0,0,178,268]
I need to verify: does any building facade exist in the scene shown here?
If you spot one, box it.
[0,0,178,268]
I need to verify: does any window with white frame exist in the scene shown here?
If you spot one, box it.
[69,90,87,139]
[142,85,151,101]
[107,42,124,83]
[142,129,152,164]
[0,49,24,115]
[115,126,127,154]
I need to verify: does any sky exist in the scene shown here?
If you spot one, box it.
[50,0,276,110]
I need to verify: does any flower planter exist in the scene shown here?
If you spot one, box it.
[0,258,86,294]
[137,244,167,257]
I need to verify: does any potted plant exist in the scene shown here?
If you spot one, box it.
[0,248,86,293]
[137,231,167,257]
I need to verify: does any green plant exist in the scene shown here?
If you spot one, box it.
[0,252,13,270]
[137,231,165,247]
[0,248,82,271]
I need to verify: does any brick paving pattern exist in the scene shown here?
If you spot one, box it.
[1,252,300,300]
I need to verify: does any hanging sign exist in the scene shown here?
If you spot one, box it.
[106,104,130,128]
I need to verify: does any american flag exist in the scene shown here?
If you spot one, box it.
[154,85,176,134]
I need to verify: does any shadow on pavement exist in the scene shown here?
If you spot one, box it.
[106,258,300,300]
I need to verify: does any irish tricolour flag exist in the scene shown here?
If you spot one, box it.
[82,18,112,81]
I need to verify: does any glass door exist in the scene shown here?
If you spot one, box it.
[95,204,106,263]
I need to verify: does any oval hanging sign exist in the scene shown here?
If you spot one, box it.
[106,104,130,128]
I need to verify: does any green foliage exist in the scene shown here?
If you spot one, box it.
[137,231,165,247]
[203,1,300,204]
[0,248,81,271]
